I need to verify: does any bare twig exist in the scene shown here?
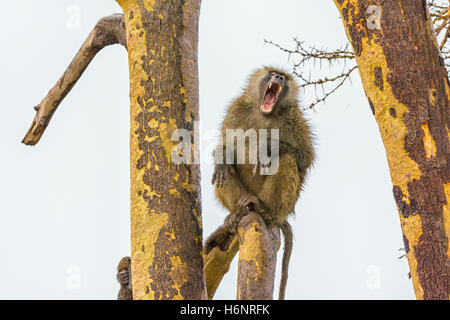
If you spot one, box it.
[22,14,127,146]
[434,10,450,35]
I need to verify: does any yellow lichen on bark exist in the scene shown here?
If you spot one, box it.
[422,124,437,159]
[444,183,450,260]
[354,38,422,198]
[237,213,279,300]
[131,212,168,300]
[238,221,268,279]
[168,255,189,300]
[401,214,424,299]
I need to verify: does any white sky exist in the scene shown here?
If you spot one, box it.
[0,0,414,299]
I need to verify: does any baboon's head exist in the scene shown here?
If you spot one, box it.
[245,67,299,116]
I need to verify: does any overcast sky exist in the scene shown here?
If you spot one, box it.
[0,1,414,299]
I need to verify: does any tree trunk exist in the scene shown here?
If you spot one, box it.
[334,0,450,300]
[116,0,205,300]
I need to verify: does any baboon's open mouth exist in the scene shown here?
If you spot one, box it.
[261,82,282,114]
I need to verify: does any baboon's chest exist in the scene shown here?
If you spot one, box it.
[236,164,267,195]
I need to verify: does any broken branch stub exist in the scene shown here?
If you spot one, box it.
[237,212,280,300]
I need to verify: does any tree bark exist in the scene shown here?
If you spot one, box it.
[334,0,450,300]
[116,0,205,300]
[236,212,280,300]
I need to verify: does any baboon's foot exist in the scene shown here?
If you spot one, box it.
[238,194,275,225]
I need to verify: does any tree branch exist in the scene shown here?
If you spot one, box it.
[237,212,280,300]
[203,229,239,299]
[440,23,450,50]
[22,14,127,146]
[428,1,450,55]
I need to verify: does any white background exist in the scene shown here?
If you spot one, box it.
[0,1,413,299]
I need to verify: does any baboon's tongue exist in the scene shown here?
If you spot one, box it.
[261,82,282,114]
[262,92,276,113]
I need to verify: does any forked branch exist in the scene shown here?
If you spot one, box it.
[428,1,450,51]
[22,14,127,146]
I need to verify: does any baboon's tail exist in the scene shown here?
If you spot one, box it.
[278,221,293,300]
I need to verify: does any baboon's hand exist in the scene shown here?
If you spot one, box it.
[212,164,236,188]
[117,269,130,285]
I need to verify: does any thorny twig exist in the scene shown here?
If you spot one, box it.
[267,1,449,109]
[265,38,357,110]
